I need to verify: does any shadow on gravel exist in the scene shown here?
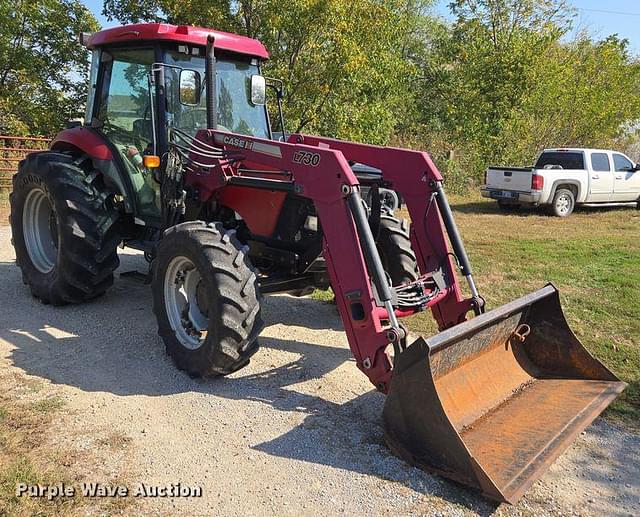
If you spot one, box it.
[451,201,531,216]
[3,255,637,515]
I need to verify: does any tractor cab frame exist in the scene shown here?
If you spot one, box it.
[68,25,273,228]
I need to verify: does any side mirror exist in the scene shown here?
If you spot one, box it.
[179,69,201,106]
[250,75,266,106]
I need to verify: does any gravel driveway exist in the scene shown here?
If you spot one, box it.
[0,225,638,516]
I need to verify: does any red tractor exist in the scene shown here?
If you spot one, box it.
[9,23,625,503]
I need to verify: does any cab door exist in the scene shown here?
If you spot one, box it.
[94,47,161,223]
[612,152,640,202]
[587,151,614,202]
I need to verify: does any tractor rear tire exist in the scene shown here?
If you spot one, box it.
[376,214,419,286]
[10,152,120,305]
[152,221,263,377]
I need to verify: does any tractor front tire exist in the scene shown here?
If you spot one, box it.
[10,152,120,305]
[152,221,263,377]
[376,214,420,286]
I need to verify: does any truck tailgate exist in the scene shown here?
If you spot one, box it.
[486,167,532,192]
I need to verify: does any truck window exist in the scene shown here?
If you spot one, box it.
[535,152,584,170]
[591,153,611,172]
[612,153,633,171]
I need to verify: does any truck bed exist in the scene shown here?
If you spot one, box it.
[486,167,533,194]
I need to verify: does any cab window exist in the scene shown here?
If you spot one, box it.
[164,49,270,138]
[590,153,611,172]
[613,153,633,171]
[96,48,159,219]
[535,152,584,170]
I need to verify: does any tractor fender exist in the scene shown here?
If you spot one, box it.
[51,126,135,212]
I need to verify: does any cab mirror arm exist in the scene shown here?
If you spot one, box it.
[265,77,286,140]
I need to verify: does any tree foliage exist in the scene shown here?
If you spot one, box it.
[0,0,100,135]
[103,0,429,144]
[2,0,638,192]
[411,0,640,190]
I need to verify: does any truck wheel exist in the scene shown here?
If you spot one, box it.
[152,221,263,377]
[10,152,120,305]
[376,214,420,286]
[549,189,575,217]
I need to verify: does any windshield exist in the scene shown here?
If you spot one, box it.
[164,49,270,138]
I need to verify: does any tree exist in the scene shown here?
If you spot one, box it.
[0,0,100,135]
[103,0,430,144]
[103,0,640,191]
[411,0,640,190]
[502,35,640,163]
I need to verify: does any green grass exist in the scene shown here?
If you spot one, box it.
[0,387,79,516]
[0,457,41,514]
[30,396,65,414]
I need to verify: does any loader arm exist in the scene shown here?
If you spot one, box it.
[188,129,476,392]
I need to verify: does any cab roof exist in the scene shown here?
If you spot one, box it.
[87,23,269,60]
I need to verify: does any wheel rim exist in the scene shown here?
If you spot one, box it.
[164,256,209,350]
[22,189,58,273]
[380,190,398,212]
[556,194,572,215]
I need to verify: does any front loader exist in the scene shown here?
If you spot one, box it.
[9,23,625,504]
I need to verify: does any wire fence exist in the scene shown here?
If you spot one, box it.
[0,135,50,192]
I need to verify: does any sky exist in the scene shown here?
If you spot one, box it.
[82,0,640,55]
[432,0,640,54]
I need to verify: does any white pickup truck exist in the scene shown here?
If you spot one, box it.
[481,148,640,216]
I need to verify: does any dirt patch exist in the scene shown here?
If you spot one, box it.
[0,371,136,516]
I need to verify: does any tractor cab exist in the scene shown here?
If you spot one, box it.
[81,24,273,223]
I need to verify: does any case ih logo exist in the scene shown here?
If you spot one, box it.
[223,136,253,150]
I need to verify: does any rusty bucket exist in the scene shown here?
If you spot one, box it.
[383,284,626,504]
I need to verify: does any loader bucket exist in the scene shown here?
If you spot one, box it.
[383,284,625,504]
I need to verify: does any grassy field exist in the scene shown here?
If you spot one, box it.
[316,195,640,429]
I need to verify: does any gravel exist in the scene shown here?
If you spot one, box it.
[0,224,638,516]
